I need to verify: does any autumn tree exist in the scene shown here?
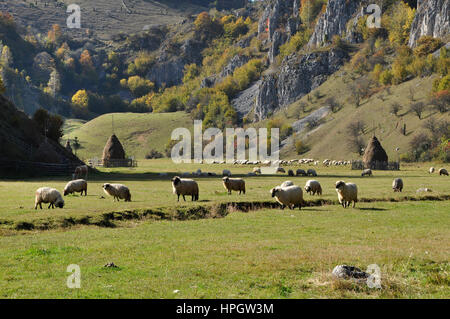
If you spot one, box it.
[72,90,89,108]
[410,102,425,119]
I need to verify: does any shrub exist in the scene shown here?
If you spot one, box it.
[295,139,310,155]
[145,149,163,159]
[410,102,426,119]
[390,102,402,116]
[413,36,443,57]
[379,69,393,85]
[430,90,449,113]
[126,76,155,97]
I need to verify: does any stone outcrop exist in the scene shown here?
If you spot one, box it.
[308,0,363,48]
[408,0,450,47]
[254,47,348,121]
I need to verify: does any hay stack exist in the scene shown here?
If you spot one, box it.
[33,140,62,163]
[102,134,125,165]
[363,136,388,169]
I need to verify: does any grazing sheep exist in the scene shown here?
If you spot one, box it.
[417,188,432,193]
[296,169,307,176]
[335,181,358,208]
[222,169,231,177]
[35,187,64,209]
[222,177,246,195]
[63,179,87,196]
[361,169,372,177]
[429,167,435,174]
[439,168,448,176]
[253,167,262,174]
[270,185,304,210]
[102,183,131,202]
[307,169,317,177]
[392,178,403,192]
[304,180,322,196]
[172,176,199,201]
[73,165,88,180]
[288,169,294,177]
[276,167,286,173]
[280,181,294,187]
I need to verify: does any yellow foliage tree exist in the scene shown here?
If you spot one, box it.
[71,90,89,108]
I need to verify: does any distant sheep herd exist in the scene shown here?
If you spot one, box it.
[34,165,447,210]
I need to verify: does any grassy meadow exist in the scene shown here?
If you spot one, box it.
[0,159,449,298]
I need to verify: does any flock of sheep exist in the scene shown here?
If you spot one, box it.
[34,166,448,211]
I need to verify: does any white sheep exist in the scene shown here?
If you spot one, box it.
[392,178,403,192]
[35,187,65,209]
[222,177,246,195]
[270,185,304,210]
[361,169,372,177]
[304,180,322,196]
[102,183,131,202]
[429,167,435,174]
[172,176,199,201]
[335,181,358,208]
[280,181,294,187]
[439,168,448,176]
[63,179,87,196]
[222,169,232,177]
[307,169,317,177]
[417,187,432,193]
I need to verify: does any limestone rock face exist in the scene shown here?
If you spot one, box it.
[408,0,450,47]
[254,47,348,121]
[308,0,363,48]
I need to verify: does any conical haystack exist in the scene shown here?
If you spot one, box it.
[102,134,125,165]
[363,136,388,168]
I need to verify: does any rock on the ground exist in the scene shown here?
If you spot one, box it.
[332,265,369,280]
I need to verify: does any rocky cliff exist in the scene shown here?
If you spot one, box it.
[308,0,363,48]
[408,0,450,47]
[254,47,349,121]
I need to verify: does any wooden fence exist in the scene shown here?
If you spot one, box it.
[88,158,137,168]
[0,160,81,177]
[351,160,400,171]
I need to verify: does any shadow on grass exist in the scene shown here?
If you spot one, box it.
[358,207,388,211]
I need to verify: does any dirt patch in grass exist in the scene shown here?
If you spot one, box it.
[6,195,450,234]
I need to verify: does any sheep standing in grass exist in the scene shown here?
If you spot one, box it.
[296,169,307,176]
[429,167,435,174]
[270,185,304,210]
[392,178,403,192]
[288,169,294,177]
[63,179,87,196]
[102,183,131,202]
[253,167,261,174]
[35,187,65,209]
[439,168,448,176]
[276,167,286,173]
[304,180,322,196]
[73,165,88,180]
[222,169,231,177]
[172,176,199,201]
[335,181,358,208]
[307,169,317,177]
[280,181,294,187]
[361,169,372,177]
[222,177,246,195]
